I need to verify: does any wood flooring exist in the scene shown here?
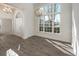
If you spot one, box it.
[0,34,71,56]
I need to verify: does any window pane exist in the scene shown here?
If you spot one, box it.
[54,4,61,13]
[44,6,49,14]
[40,16,44,24]
[54,4,61,33]
[54,14,60,26]
[54,27,60,33]
[40,27,43,31]
[45,16,49,21]
[44,4,52,14]
[45,27,52,32]
[39,4,53,33]
[40,16,44,20]
[40,24,43,27]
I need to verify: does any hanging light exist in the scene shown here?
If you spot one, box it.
[35,7,45,16]
[2,6,12,14]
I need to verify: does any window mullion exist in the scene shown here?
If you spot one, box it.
[43,15,45,32]
[52,4,54,33]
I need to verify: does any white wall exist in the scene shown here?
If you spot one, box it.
[34,3,72,43]
[72,3,79,56]
[9,3,35,39]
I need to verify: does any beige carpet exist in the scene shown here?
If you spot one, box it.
[0,35,71,56]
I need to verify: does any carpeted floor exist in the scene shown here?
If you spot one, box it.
[0,34,72,56]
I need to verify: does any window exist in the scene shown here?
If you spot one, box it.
[54,4,61,33]
[39,16,44,31]
[38,3,61,33]
[39,4,53,32]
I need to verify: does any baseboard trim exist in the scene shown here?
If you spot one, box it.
[23,34,34,40]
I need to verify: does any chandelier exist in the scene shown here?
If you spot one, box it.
[0,4,14,14]
[2,7,12,14]
[35,7,45,16]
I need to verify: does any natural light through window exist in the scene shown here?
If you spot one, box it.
[38,3,61,33]
[45,16,49,21]
[54,3,61,33]
[6,49,18,56]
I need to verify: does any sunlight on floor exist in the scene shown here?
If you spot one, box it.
[6,49,19,56]
[45,39,73,55]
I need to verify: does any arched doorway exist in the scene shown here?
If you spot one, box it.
[13,10,24,37]
[0,4,24,38]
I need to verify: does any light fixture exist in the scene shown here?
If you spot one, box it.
[2,6,12,14]
[35,7,45,16]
